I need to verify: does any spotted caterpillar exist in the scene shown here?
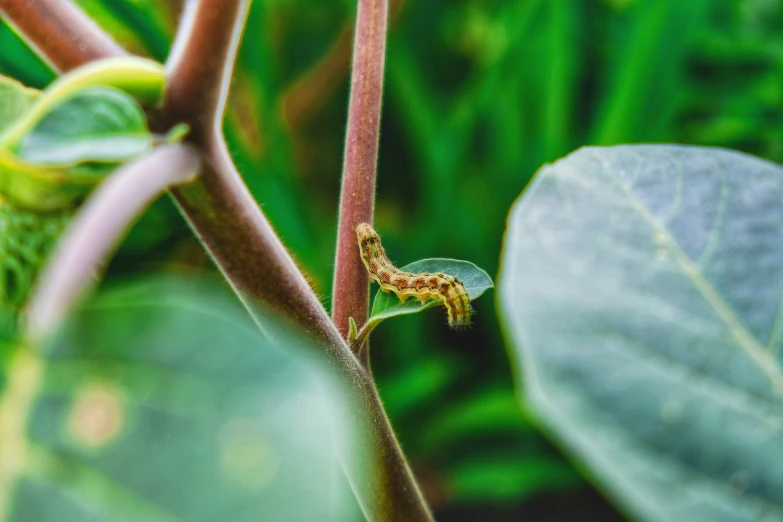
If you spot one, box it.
[356,223,472,328]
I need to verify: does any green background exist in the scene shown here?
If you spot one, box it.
[3,0,781,519]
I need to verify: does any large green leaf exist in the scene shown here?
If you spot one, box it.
[500,145,783,521]
[0,276,364,521]
[16,87,151,166]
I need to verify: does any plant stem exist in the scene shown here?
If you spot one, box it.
[352,316,381,354]
[1,2,434,519]
[25,144,201,342]
[159,0,243,141]
[0,0,128,73]
[154,0,349,353]
[332,0,389,342]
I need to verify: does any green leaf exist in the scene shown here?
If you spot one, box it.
[500,145,783,521]
[0,21,54,89]
[369,258,493,323]
[347,316,358,343]
[0,276,365,521]
[74,0,173,61]
[0,59,163,210]
[16,87,151,166]
[0,57,164,151]
[0,75,40,134]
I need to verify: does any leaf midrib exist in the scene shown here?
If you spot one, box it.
[592,148,783,396]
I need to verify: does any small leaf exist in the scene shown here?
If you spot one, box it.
[16,87,151,166]
[348,316,358,343]
[0,72,157,210]
[369,258,493,323]
[159,123,190,144]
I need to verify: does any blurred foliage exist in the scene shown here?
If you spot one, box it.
[2,0,782,519]
[3,275,363,521]
[0,58,167,327]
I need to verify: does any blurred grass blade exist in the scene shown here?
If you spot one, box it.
[0,21,55,89]
[446,455,579,504]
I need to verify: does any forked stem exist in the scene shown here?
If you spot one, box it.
[155,0,349,354]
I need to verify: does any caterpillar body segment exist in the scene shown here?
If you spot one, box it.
[355,223,472,328]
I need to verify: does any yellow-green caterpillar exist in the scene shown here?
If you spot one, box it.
[356,223,472,328]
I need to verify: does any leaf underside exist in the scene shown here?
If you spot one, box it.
[500,145,783,522]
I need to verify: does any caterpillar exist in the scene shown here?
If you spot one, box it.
[356,223,472,328]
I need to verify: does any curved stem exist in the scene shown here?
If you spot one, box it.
[352,316,382,355]
[0,0,128,72]
[159,0,248,141]
[332,0,389,341]
[25,144,201,342]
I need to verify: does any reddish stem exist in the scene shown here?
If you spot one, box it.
[155,0,348,353]
[0,0,128,72]
[332,0,389,342]
[1,2,434,519]
[160,0,242,140]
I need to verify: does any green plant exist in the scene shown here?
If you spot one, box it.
[500,145,783,521]
[2,1,782,521]
[0,1,492,521]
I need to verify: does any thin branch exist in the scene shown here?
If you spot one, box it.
[25,144,201,342]
[332,0,389,342]
[173,140,355,354]
[0,0,128,73]
[351,316,381,354]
